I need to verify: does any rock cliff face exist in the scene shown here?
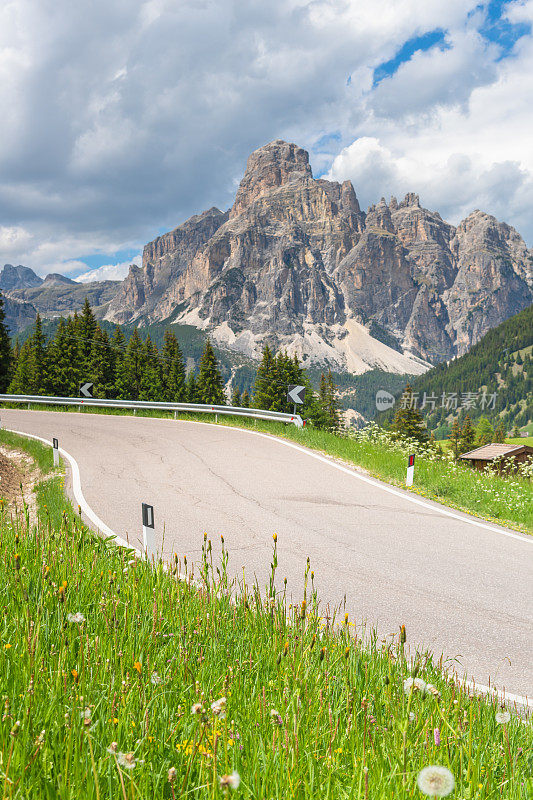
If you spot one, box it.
[105,140,533,373]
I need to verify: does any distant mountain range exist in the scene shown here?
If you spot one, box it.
[2,139,532,376]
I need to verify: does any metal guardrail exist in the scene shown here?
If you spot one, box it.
[0,394,304,428]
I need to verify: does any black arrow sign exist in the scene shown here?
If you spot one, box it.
[287,384,305,405]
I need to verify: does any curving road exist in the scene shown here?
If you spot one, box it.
[3,408,532,699]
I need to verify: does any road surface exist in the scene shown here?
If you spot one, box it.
[3,408,532,699]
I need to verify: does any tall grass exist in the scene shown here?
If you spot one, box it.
[0,433,531,798]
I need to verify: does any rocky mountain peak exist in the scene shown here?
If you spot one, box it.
[399,192,420,208]
[365,197,394,232]
[230,139,313,218]
[0,264,43,292]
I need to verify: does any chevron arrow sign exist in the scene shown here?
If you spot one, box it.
[79,382,94,398]
[287,384,305,405]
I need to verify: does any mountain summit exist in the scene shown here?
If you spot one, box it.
[106,140,533,373]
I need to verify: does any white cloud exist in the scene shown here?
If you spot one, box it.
[75,256,141,283]
[328,9,533,242]
[0,0,531,273]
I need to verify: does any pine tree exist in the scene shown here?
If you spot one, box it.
[253,345,277,410]
[449,416,462,459]
[392,384,428,443]
[311,373,331,430]
[196,339,226,404]
[64,316,83,396]
[493,420,506,443]
[88,327,115,398]
[161,331,186,401]
[139,335,164,401]
[0,293,12,392]
[231,385,242,407]
[116,329,145,400]
[8,340,32,393]
[475,416,494,446]
[186,370,199,403]
[325,371,341,432]
[241,389,250,408]
[459,414,476,454]
[111,326,126,397]
[27,314,50,395]
[77,299,98,372]
[49,318,72,396]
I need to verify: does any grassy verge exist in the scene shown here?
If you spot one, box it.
[3,403,532,533]
[0,432,531,798]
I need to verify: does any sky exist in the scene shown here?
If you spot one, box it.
[0,0,531,282]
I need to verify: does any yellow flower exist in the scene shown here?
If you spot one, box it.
[133,661,142,674]
[4,643,12,650]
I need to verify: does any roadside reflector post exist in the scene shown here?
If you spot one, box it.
[174,411,177,420]
[406,454,415,487]
[142,503,155,562]
[52,437,59,467]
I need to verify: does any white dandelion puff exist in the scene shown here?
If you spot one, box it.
[211,697,227,718]
[150,672,163,686]
[495,710,510,724]
[219,771,240,789]
[417,765,455,797]
[404,677,427,696]
[107,742,118,754]
[191,703,204,715]
[67,612,85,624]
[117,752,137,769]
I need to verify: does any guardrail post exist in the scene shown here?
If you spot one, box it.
[52,438,59,467]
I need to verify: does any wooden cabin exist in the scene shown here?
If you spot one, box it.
[459,443,533,472]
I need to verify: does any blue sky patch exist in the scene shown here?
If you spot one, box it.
[372,28,448,87]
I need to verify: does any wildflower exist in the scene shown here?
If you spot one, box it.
[168,766,177,783]
[433,728,440,746]
[219,771,240,789]
[400,624,406,644]
[71,669,79,682]
[67,612,85,624]
[10,721,20,737]
[117,751,137,769]
[273,533,277,543]
[191,703,204,715]
[4,643,11,650]
[14,554,21,571]
[107,742,118,754]
[133,661,142,674]
[404,677,427,696]
[35,730,45,746]
[495,710,510,724]
[150,672,163,686]
[426,684,441,699]
[211,697,227,718]
[417,765,455,797]
[81,708,92,727]
[270,709,283,726]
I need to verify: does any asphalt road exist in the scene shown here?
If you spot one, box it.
[4,408,532,699]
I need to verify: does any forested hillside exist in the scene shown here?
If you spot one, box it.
[391,304,533,436]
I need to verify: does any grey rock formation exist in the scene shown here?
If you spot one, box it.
[0,264,43,292]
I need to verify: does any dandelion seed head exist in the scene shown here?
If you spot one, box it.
[107,742,118,754]
[150,672,163,685]
[219,771,240,789]
[404,677,427,696]
[67,612,85,624]
[417,765,455,797]
[495,710,510,724]
[168,766,177,783]
[211,697,227,718]
[117,751,137,769]
[191,702,204,715]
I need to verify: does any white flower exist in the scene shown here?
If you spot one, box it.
[270,708,283,726]
[219,771,240,789]
[495,710,511,724]
[150,672,163,686]
[426,684,441,698]
[404,677,427,696]
[191,703,204,715]
[107,742,118,754]
[417,765,455,797]
[211,697,227,718]
[67,612,85,624]
[117,752,137,769]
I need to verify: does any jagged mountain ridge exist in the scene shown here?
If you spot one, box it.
[105,139,533,373]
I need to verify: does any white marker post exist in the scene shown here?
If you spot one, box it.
[142,503,155,563]
[406,453,415,487]
[52,437,59,466]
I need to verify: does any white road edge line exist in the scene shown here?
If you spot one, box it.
[6,422,533,709]
[8,428,142,558]
[204,423,532,543]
